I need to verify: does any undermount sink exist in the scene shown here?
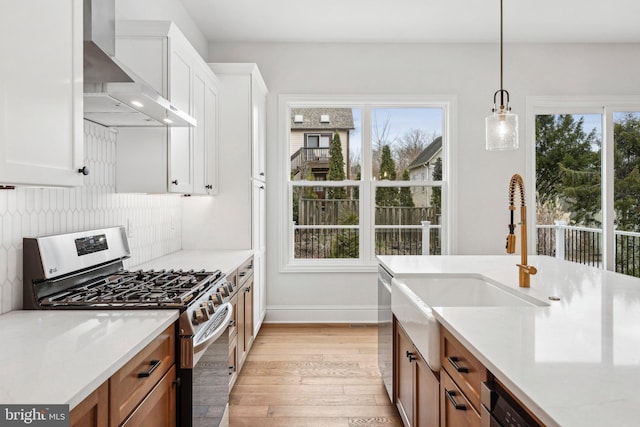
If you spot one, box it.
[391,275,548,370]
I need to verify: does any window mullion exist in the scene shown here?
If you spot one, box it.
[361,106,374,262]
[603,108,615,271]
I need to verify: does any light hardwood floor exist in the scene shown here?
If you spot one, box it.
[229,324,403,427]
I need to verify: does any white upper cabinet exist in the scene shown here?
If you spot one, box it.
[0,0,85,187]
[114,21,218,195]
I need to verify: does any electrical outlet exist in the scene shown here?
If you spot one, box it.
[127,219,135,238]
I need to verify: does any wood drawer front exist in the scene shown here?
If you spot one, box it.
[110,324,175,426]
[441,370,480,427]
[121,365,176,427]
[441,327,487,413]
[237,257,254,286]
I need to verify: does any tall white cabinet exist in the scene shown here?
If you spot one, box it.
[114,21,218,195]
[183,64,268,331]
[0,0,85,187]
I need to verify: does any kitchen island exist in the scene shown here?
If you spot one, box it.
[378,255,640,427]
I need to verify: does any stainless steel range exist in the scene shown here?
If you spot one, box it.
[23,226,236,427]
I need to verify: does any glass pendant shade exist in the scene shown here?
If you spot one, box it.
[486,109,518,151]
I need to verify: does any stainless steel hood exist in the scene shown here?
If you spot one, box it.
[82,0,196,127]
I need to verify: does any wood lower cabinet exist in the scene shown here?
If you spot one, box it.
[70,382,108,427]
[237,257,255,371]
[69,324,176,427]
[229,255,256,389]
[395,320,439,427]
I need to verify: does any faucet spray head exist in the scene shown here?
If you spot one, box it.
[506,232,516,253]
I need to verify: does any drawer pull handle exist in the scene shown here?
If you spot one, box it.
[137,359,161,378]
[448,356,469,373]
[446,390,467,411]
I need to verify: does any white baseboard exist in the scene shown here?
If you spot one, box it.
[265,305,378,324]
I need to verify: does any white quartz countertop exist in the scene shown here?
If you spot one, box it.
[378,255,640,427]
[0,310,178,409]
[133,249,254,277]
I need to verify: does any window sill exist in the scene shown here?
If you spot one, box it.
[280,261,379,273]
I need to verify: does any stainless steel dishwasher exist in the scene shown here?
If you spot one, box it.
[377,264,393,401]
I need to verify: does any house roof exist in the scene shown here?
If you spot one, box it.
[407,136,442,170]
[291,108,355,130]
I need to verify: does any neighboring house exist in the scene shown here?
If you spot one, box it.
[290,108,355,183]
[407,136,442,207]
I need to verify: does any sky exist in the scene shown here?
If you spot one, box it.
[348,107,444,161]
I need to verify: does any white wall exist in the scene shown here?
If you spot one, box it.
[202,42,640,322]
[116,0,208,57]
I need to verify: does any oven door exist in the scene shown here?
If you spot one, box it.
[182,302,233,427]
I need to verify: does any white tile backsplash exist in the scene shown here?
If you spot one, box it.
[0,121,182,314]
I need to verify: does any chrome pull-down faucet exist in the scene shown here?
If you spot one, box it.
[507,174,537,287]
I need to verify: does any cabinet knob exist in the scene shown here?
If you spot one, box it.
[172,179,179,186]
[205,185,213,190]
[260,185,265,190]
[259,172,265,176]
[77,166,89,176]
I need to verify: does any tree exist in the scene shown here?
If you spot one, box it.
[395,129,431,176]
[372,115,396,179]
[376,145,399,206]
[399,170,414,207]
[431,157,442,217]
[326,132,346,199]
[535,114,600,225]
[613,113,640,231]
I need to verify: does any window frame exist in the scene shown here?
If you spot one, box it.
[279,94,457,272]
[526,96,640,272]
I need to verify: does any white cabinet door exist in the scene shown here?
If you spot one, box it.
[252,180,266,251]
[253,250,266,334]
[192,64,218,195]
[168,46,193,194]
[204,81,218,195]
[251,76,267,182]
[0,0,84,187]
[192,70,207,195]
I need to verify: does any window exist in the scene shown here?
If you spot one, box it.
[282,97,453,270]
[530,97,640,277]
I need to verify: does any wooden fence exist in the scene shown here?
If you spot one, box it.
[297,199,438,226]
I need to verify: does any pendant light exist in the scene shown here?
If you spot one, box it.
[486,0,518,151]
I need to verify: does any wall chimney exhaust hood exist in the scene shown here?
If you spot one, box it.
[82,0,196,128]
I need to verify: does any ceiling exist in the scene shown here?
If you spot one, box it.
[181,0,640,44]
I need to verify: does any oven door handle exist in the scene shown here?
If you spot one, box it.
[193,302,233,354]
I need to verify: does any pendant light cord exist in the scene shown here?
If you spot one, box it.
[499,0,504,107]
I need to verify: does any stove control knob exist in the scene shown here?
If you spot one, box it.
[220,286,229,297]
[205,301,215,314]
[227,283,235,294]
[211,292,224,305]
[193,307,208,325]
